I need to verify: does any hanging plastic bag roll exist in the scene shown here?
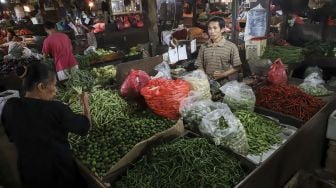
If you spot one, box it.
[244,4,267,41]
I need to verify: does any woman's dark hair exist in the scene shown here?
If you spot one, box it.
[16,63,55,92]
[208,17,225,29]
[43,21,56,30]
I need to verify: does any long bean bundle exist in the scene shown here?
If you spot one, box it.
[234,110,283,155]
[114,138,247,188]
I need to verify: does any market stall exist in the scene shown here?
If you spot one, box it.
[1,0,336,188]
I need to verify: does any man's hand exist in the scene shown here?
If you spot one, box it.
[213,71,226,80]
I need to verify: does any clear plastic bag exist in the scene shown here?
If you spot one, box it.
[220,81,256,112]
[87,32,97,48]
[179,91,226,131]
[153,61,171,79]
[182,70,211,99]
[299,72,332,96]
[84,46,96,55]
[199,107,249,155]
[304,66,323,78]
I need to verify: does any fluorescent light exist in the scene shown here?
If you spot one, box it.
[88,2,94,8]
[23,5,31,12]
[0,0,7,4]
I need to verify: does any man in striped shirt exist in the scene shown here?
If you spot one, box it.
[195,17,242,83]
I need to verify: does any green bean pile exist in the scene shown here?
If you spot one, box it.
[114,138,247,188]
[234,110,283,155]
[69,89,133,126]
[71,110,173,178]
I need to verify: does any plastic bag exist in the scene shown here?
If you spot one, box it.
[141,78,191,120]
[244,4,267,41]
[304,66,323,78]
[182,70,211,99]
[220,81,256,112]
[179,91,226,131]
[267,58,288,85]
[299,72,332,96]
[153,61,171,79]
[87,32,97,48]
[199,107,249,155]
[120,69,150,103]
[247,58,273,76]
[84,46,96,55]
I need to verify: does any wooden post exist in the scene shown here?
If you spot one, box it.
[145,0,159,56]
[231,0,239,45]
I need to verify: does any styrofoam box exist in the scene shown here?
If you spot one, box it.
[327,110,336,141]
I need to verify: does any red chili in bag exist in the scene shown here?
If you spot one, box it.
[255,85,325,122]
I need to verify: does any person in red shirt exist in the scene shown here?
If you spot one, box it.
[42,21,78,81]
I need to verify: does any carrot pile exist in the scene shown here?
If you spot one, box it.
[255,85,325,121]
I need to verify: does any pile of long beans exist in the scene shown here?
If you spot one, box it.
[69,89,133,126]
[234,110,283,155]
[114,138,247,188]
[255,85,325,121]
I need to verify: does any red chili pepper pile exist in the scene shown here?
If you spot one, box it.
[255,85,325,121]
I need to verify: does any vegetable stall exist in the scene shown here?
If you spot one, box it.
[1,54,335,188]
[47,54,336,187]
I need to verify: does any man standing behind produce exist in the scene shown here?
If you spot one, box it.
[195,17,242,83]
[42,21,79,81]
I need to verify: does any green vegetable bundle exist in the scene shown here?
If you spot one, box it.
[114,138,247,188]
[220,81,256,112]
[92,65,116,87]
[200,108,249,155]
[234,110,283,155]
[298,84,332,96]
[262,45,304,64]
[69,89,133,126]
[71,110,173,178]
[298,73,332,97]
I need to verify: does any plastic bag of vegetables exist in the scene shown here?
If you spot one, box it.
[141,78,191,120]
[182,70,211,99]
[219,81,256,112]
[199,106,249,155]
[299,72,332,96]
[179,91,226,131]
[153,61,171,79]
[120,69,150,104]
